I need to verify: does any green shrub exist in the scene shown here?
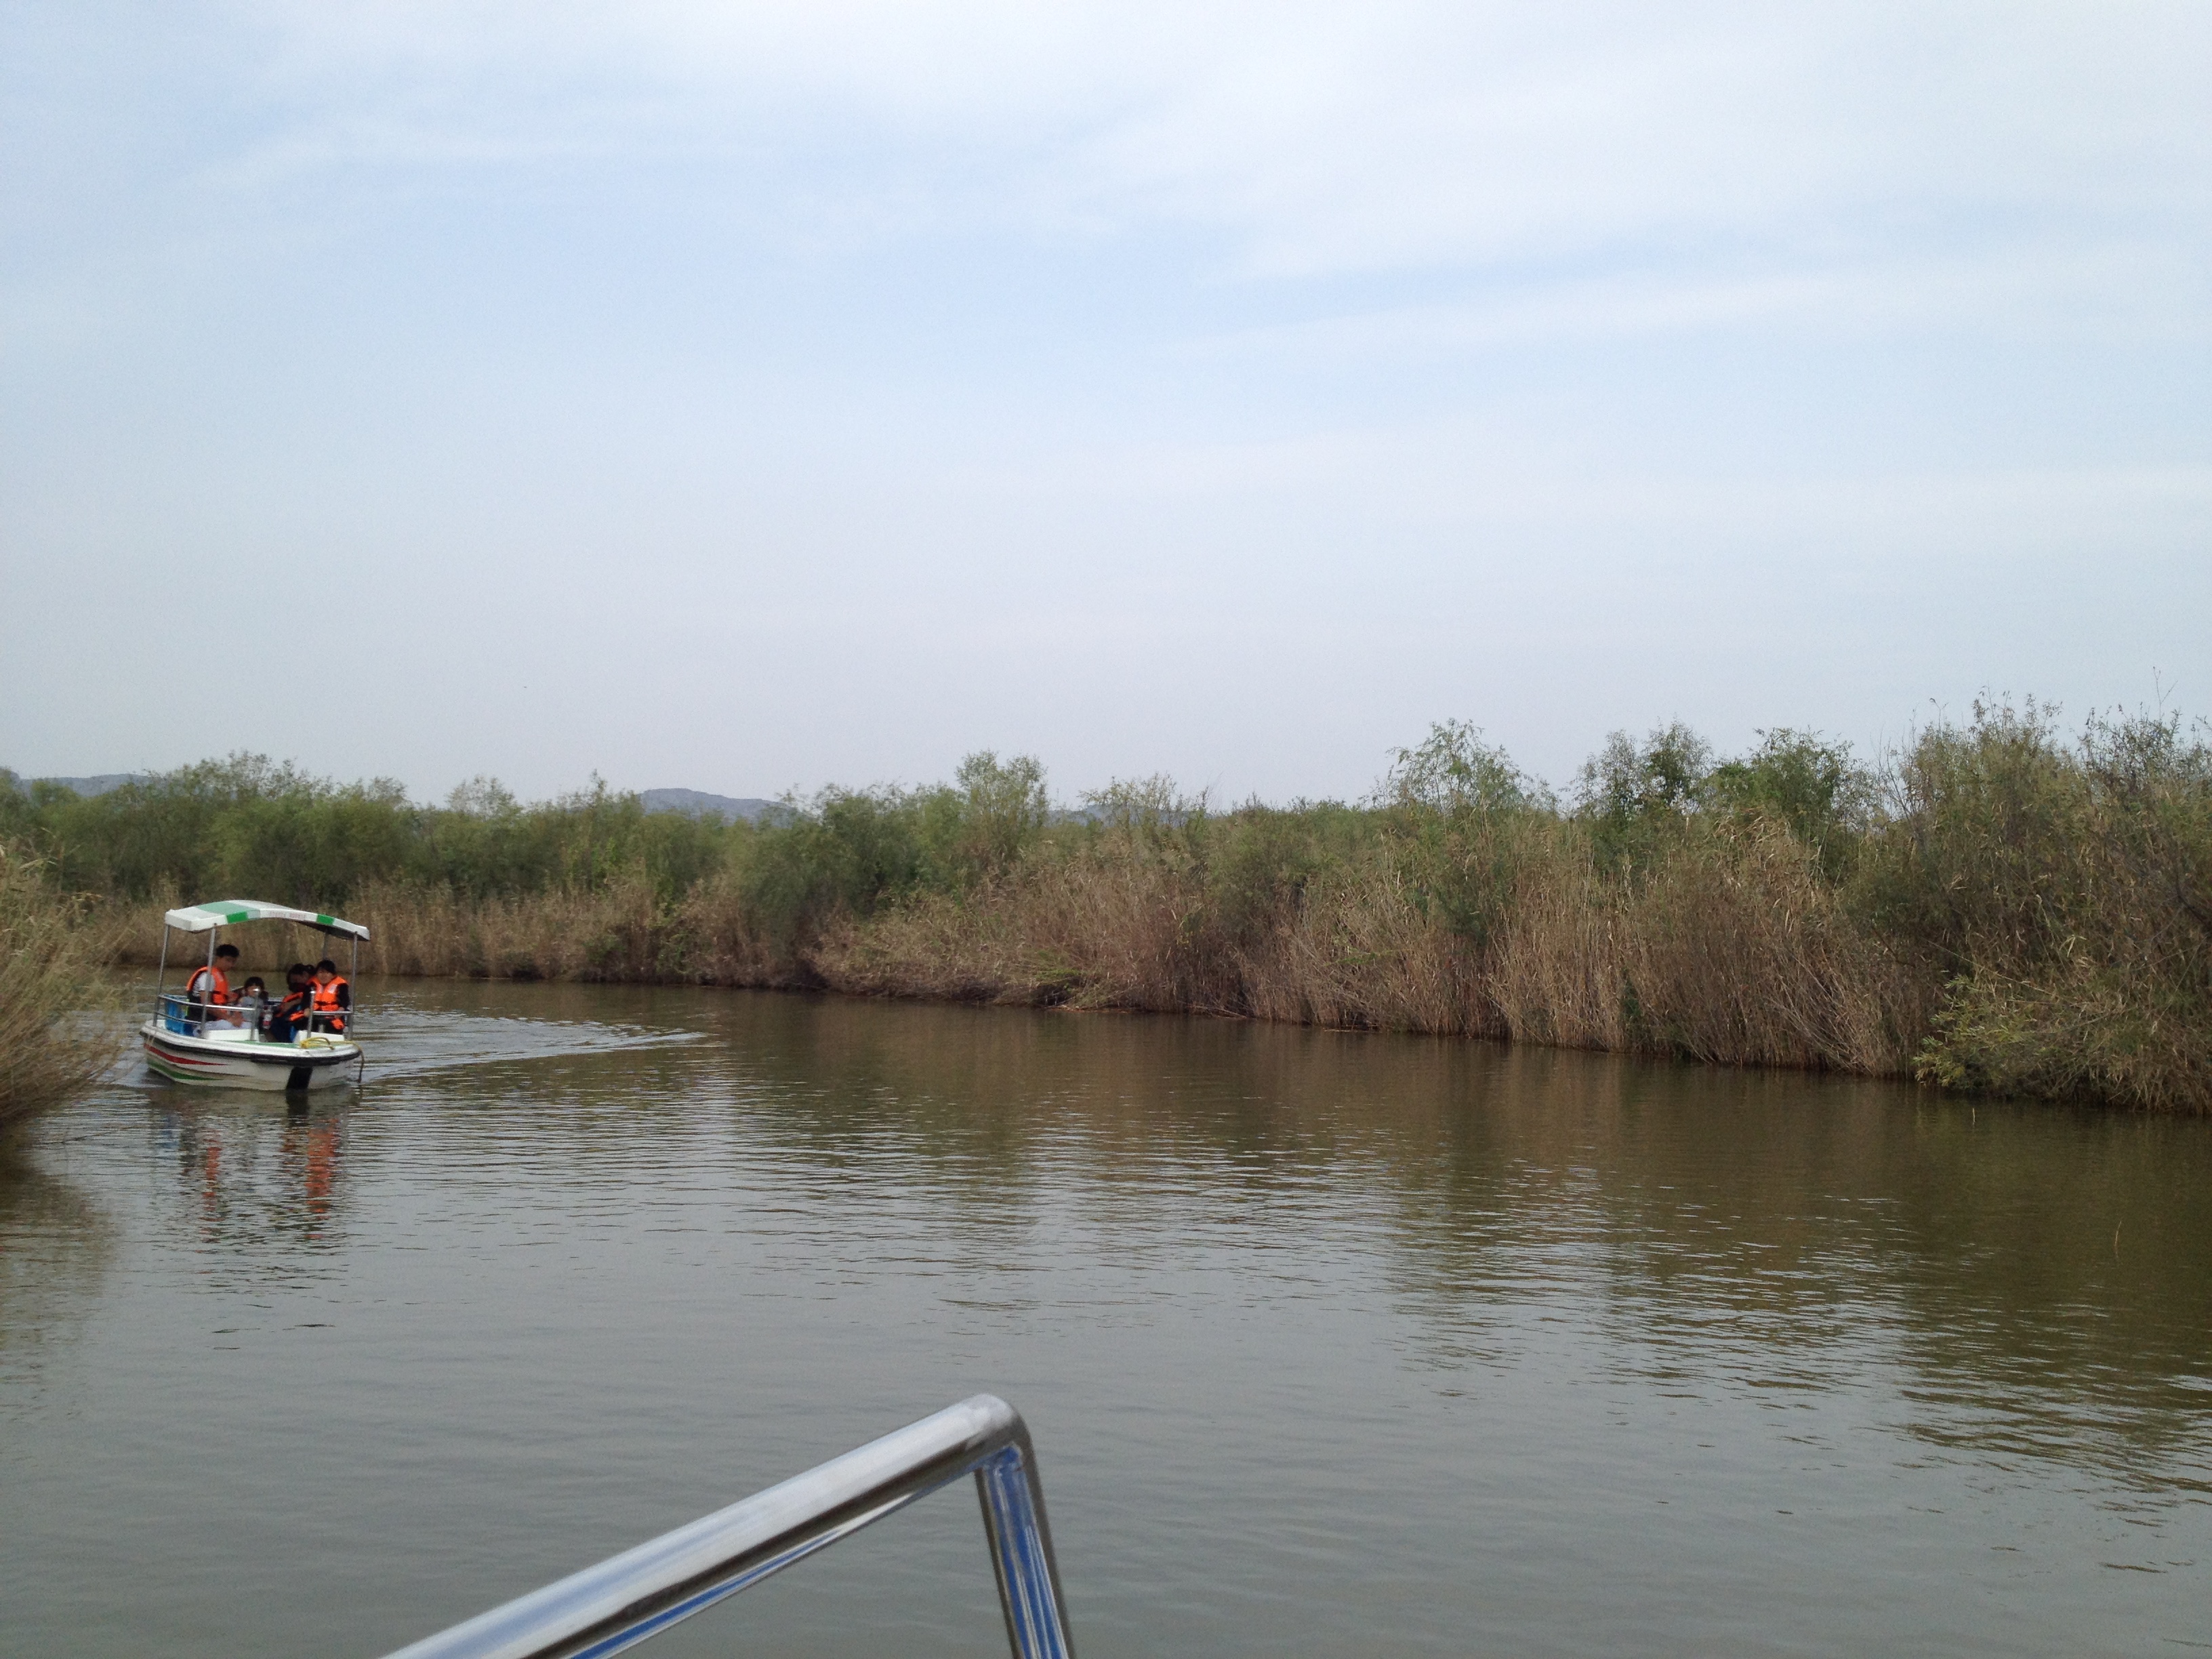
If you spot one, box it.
[1374,722,1553,949]
[1576,721,1713,872]
[1704,729,1874,879]
[1860,702,2212,1109]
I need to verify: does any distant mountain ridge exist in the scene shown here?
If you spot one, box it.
[10,771,788,823]
[7,773,146,797]
[638,787,790,825]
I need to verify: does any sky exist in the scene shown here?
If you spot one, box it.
[3,2,2207,806]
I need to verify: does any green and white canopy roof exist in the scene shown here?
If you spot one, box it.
[163,900,370,941]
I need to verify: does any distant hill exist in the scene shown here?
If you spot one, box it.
[640,787,792,825]
[9,771,794,823]
[7,773,146,797]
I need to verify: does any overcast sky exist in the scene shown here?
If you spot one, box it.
[4,2,2207,804]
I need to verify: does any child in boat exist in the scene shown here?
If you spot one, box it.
[233,977,270,1035]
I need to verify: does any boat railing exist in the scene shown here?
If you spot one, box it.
[379,1394,1075,1659]
[155,992,247,1037]
[152,992,353,1042]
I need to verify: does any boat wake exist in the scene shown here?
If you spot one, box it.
[346,1005,702,1082]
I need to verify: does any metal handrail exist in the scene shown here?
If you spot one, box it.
[152,992,354,1044]
[379,1394,1075,1659]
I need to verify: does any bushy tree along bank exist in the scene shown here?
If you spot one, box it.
[7,701,2209,1111]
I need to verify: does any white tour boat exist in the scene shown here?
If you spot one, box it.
[140,900,369,1091]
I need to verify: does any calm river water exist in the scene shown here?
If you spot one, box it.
[3,981,2209,1656]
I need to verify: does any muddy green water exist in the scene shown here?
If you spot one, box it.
[3,982,2209,1656]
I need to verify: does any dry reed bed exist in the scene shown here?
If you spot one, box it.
[1,847,131,1133]
[92,830,1943,1085]
[808,828,1931,1076]
[82,755,2205,1113]
[36,709,2209,1112]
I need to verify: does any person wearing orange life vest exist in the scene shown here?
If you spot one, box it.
[184,943,240,1027]
[310,958,351,1036]
[269,964,314,1044]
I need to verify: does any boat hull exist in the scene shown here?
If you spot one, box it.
[140,1022,361,1091]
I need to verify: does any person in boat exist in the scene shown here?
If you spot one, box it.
[233,977,270,1035]
[184,944,241,1026]
[268,964,315,1044]
[310,959,351,1036]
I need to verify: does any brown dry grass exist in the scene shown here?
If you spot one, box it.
[811,857,1218,1011]
[1237,858,1488,1036]
[35,708,2208,1109]
[69,830,1957,1092]
[806,827,1935,1078]
[0,844,132,1134]
[1613,827,1929,1071]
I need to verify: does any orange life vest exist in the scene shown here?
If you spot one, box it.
[311,975,349,1032]
[185,964,232,1006]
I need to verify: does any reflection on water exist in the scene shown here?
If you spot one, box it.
[0,1155,113,1408]
[3,981,2209,1658]
[702,998,2212,1490]
[149,1106,346,1261]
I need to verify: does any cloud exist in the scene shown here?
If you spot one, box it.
[220,2,2210,270]
[5,2,2205,800]
[1185,240,2212,355]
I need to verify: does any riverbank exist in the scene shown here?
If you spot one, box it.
[101,822,1930,1080]
[33,699,2204,1113]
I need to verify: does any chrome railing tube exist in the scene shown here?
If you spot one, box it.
[977,1442,1078,1658]
[379,1394,1074,1659]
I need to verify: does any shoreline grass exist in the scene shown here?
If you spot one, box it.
[15,700,2210,1112]
[0,844,130,1136]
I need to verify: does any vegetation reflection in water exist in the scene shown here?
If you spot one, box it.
[2,981,2208,1658]
[711,990,2212,1483]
